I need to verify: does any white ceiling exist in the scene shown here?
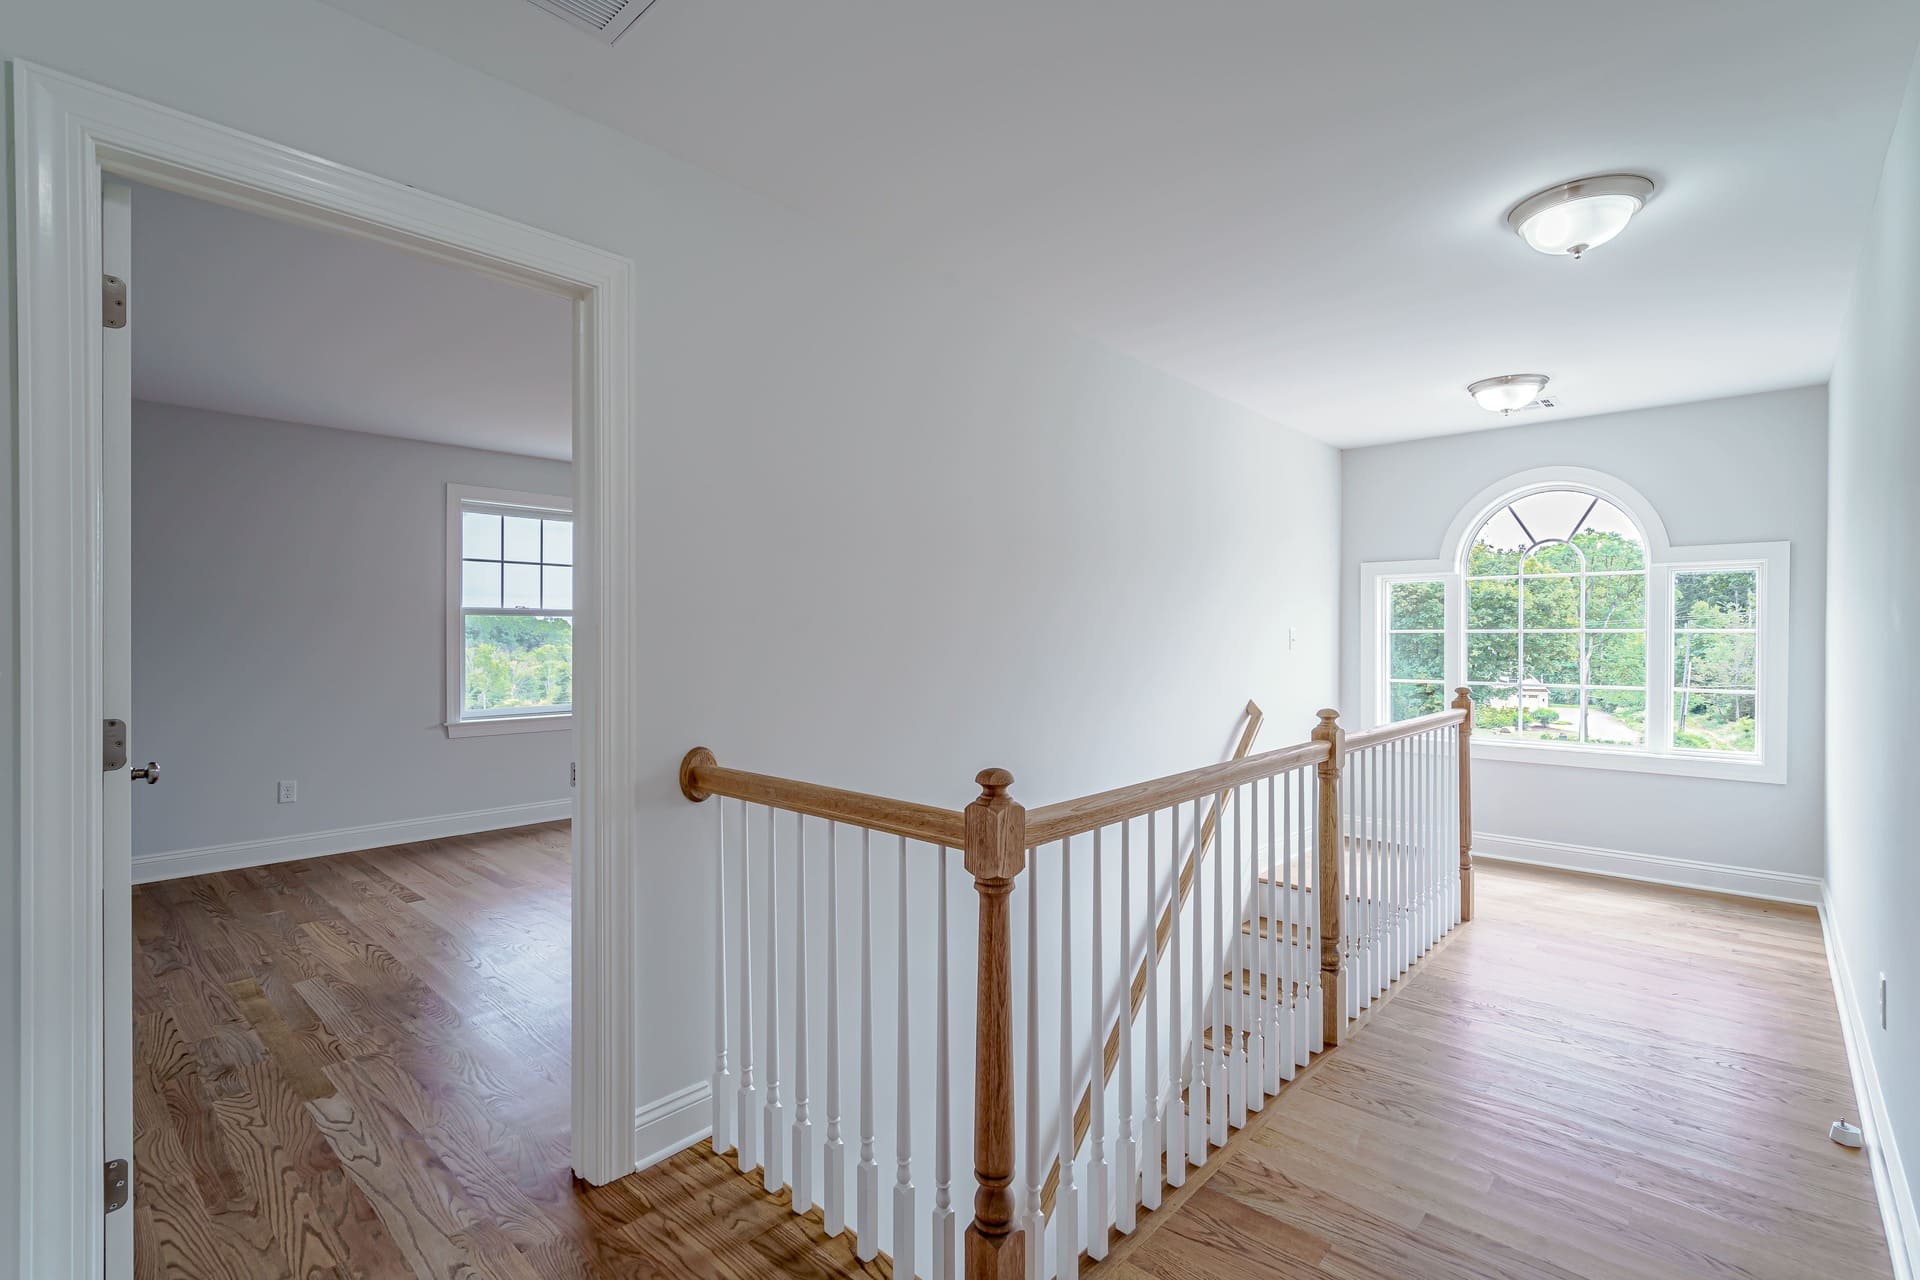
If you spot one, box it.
[311,0,1920,447]
[131,182,573,459]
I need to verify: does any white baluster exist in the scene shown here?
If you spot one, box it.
[1057,836,1080,1280]
[1136,809,1167,1205]
[738,803,759,1172]
[894,836,916,1276]
[1228,784,1246,1131]
[1405,736,1420,974]
[1023,848,1044,1280]
[857,829,879,1261]
[1306,767,1324,1057]
[1452,727,1460,926]
[1429,731,1439,949]
[1088,827,1109,1258]
[765,807,786,1193]
[1189,796,1208,1163]
[1413,734,1424,957]
[1267,774,1290,1089]
[1372,746,1385,1001]
[793,814,813,1213]
[825,822,846,1236]
[1435,730,1444,945]
[714,796,734,1154]
[1244,782,1259,1105]
[932,847,955,1280]
[1116,818,1139,1231]
[1210,786,1228,1148]
[1346,756,1359,1023]
[1162,802,1185,1190]
[1281,770,1299,1075]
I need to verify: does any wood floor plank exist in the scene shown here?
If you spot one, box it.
[1090,862,1893,1280]
[134,830,1890,1280]
[134,821,892,1279]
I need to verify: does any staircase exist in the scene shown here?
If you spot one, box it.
[680,693,1474,1280]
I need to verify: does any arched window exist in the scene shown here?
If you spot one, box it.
[1362,468,1789,782]
[1462,488,1646,747]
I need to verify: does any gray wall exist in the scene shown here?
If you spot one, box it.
[1828,44,1920,1267]
[2,1,1340,1219]
[1341,386,1829,879]
[1,57,18,1259]
[131,400,574,863]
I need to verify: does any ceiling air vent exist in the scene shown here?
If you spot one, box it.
[524,0,658,44]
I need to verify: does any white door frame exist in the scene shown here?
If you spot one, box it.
[10,60,641,1278]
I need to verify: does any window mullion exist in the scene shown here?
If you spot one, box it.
[1647,564,1675,752]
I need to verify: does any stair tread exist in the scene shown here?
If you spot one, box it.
[1242,915,1313,942]
[1220,968,1309,1000]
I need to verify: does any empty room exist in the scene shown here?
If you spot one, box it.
[5,3,1918,1279]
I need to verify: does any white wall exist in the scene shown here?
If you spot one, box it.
[1,0,1341,1229]
[1340,386,1828,885]
[1827,44,1920,1273]
[0,62,19,1256]
[130,400,574,871]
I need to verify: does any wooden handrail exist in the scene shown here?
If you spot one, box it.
[682,693,1476,1277]
[678,748,967,847]
[1343,705,1468,754]
[1025,737,1327,847]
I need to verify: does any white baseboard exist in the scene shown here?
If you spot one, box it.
[131,799,573,884]
[1473,831,1822,905]
[634,1080,712,1173]
[1820,888,1917,1280]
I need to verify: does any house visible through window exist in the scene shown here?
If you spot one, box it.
[1363,471,1786,781]
[1463,489,1647,747]
[447,485,572,734]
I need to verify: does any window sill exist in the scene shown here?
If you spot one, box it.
[445,713,573,739]
[1471,738,1785,784]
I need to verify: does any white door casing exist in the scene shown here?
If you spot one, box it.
[11,60,642,1279]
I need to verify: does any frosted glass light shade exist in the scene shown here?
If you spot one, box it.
[1508,175,1654,258]
[1468,373,1550,414]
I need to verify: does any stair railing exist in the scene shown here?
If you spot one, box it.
[679,689,1474,1280]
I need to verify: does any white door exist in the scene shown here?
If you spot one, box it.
[102,177,136,1278]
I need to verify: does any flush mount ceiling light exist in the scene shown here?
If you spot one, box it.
[1468,373,1551,415]
[1507,174,1655,259]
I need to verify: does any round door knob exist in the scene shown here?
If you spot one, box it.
[131,761,159,785]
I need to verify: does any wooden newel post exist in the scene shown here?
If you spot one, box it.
[1451,688,1474,923]
[963,768,1027,1280]
[1310,710,1347,1049]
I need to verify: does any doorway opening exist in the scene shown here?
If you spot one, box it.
[110,177,581,1272]
[12,62,640,1277]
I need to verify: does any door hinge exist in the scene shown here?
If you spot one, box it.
[103,274,128,329]
[104,719,128,772]
[105,1158,130,1213]
[570,762,577,787]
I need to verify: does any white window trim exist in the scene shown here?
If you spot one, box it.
[446,483,575,738]
[1359,468,1791,785]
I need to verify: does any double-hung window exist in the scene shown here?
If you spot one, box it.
[1362,472,1788,782]
[446,484,573,737]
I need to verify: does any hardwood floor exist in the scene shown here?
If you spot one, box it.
[1091,862,1891,1280]
[130,822,887,1279]
[136,835,1887,1279]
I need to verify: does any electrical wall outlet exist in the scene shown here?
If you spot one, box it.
[277,780,297,804]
